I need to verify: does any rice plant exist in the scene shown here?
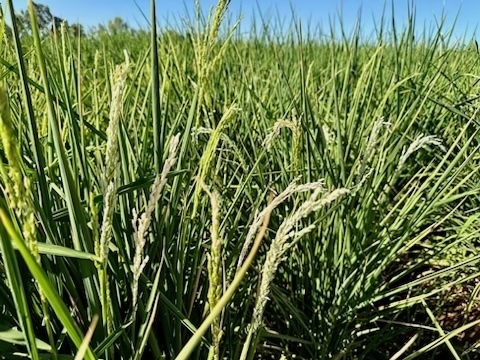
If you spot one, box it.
[1,0,480,359]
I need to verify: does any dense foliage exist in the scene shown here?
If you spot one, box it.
[1,0,480,359]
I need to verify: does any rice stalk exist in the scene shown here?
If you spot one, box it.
[397,133,447,171]
[176,192,274,360]
[131,133,180,319]
[240,186,350,359]
[192,104,239,217]
[355,117,391,182]
[0,84,44,358]
[263,116,302,175]
[199,180,223,360]
[237,178,325,270]
[192,126,247,168]
[96,50,130,338]
[193,0,236,128]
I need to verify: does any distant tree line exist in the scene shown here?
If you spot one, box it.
[0,1,139,38]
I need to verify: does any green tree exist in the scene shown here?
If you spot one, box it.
[14,1,65,35]
[50,16,67,34]
[20,1,51,31]
[107,16,131,35]
[70,22,85,37]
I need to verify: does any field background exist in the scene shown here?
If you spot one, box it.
[2,0,480,359]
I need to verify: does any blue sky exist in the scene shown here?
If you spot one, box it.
[5,1,480,40]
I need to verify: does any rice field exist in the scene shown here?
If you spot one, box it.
[2,0,480,359]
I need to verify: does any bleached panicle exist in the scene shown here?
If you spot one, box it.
[356,117,391,181]
[97,50,131,336]
[248,186,350,341]
[236,178,325,270]
[191,126,212,140]
[192,126,236,152]
[310,188,351,213]
[192,126,247,168]
[353,167,374,195]
[131,133,181,315]
[397,133,446,171]
[262,118,300,149]
[262,116,302,174]
[104,50,130,185]
[98,51,130,265]
[322,124,334,147]
[99,182,116,262]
